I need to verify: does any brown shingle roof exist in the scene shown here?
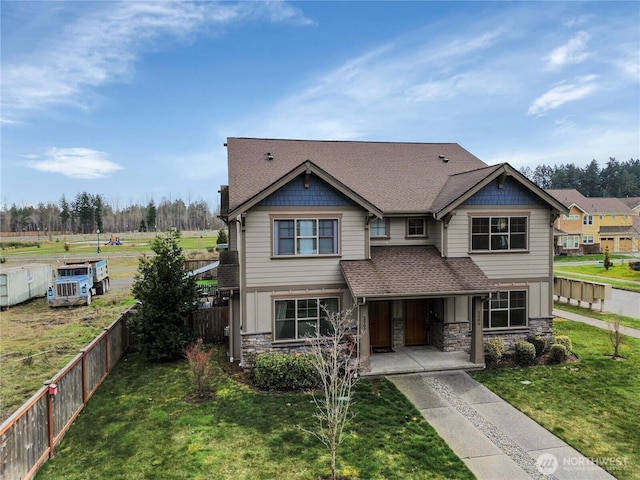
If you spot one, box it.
[546,189,633,214]
[340,246,495,298]
[226,138,487,214]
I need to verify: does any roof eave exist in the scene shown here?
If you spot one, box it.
[435,163,569,220]
[228,160,383,219]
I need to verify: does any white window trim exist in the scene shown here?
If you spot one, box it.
[583,215,593,225]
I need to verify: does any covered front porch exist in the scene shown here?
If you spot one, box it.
[361,345,485,377]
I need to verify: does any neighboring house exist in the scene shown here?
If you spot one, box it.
[547,189,639,254]
[219,138,568,369]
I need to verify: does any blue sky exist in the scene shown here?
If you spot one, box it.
[2,1,639,210]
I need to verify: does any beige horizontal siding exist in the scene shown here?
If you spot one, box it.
[446,206,553,280]
[243,207,366,288]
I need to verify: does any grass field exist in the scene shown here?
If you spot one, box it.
[35,347,473,480]
[0,232,219,422]
[472,320,640,480]
[554,302,640,331]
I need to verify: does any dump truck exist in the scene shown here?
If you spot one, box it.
[47,259,109,307]
[0,263,53,309]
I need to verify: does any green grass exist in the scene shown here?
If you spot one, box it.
[0,231,218,258]
[554,254,634,263]
[472,320,640,480]
[554,263,640,292]
[0,292,135,421]
[554,302,640,331]
[36,347,473,480]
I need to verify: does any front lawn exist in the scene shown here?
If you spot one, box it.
[472,320,640,480]
[36,347,473,480]
[554,302,640,331]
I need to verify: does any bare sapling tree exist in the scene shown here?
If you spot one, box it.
[608,317,624,358]
[302,304,361,480]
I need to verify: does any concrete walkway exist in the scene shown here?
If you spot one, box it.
[553,308,640,339]
[389,372,617,480]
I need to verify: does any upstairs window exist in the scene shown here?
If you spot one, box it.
[407,218,426,237]
[583,215,593,225]
[370,218,388,238]
[274,218,339,256]
[471,216,527,251]
[274,297,338,340]
[483,290,527,329]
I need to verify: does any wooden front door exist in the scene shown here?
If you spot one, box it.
[405,299,428,346]
[369,301,391,349]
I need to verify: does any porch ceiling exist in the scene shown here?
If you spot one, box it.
[340,245,495,299]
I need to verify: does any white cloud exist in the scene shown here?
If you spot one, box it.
[546,31,591,70]
[527,75,598,116]
[25,148,124,179]
[1,1,312,118]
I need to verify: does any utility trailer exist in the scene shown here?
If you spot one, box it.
[0,263,53,309]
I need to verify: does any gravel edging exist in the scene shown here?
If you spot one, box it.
[424,375,556,480]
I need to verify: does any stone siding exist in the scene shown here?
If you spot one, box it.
[240,331,315,369]
[393,318,404,348]
[442,322,471,352]
[483,317,554,352]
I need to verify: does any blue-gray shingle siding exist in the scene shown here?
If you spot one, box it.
[464,178,545,206]
[258,174,354,207]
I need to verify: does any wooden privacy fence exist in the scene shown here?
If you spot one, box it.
[189,307,229,343]
[0,309,133,480]
[553,276,612,311]
[0,305,228,480]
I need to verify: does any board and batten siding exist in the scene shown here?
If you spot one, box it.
[243,289,353,334]
[370,217,441,248]
[242,206,366,289]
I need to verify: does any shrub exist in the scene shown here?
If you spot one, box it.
[515,341,536,366]
[486,336,505,363]
[254,352,319,391]
[527,335,547,357]
[184,339,214,395]
[553,335,572,353]
[549,344,567,364]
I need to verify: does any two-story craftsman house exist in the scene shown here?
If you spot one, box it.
[218,138,567,370]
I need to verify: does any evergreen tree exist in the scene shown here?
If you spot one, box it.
[130,230,199,361]
[94,194,104,232]
[60,195,70,233]
[580,160,601,197]
[146,199,157,232]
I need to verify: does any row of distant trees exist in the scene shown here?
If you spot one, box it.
[520,157,640,198]
[1,192,223,234]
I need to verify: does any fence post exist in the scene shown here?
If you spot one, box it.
[80,348,88,405]
[43,380,55,459]
[104,328,110,373]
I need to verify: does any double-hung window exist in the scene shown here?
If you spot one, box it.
[483,290,527,329]
[273,218,339,256]
[274,297,339,340]
[583,215,593,226]
[471,216,527,251]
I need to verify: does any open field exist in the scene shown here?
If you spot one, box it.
[0,232,219,422]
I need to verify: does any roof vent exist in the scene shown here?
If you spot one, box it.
[439,154,449,163]
[265,152,274,161]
